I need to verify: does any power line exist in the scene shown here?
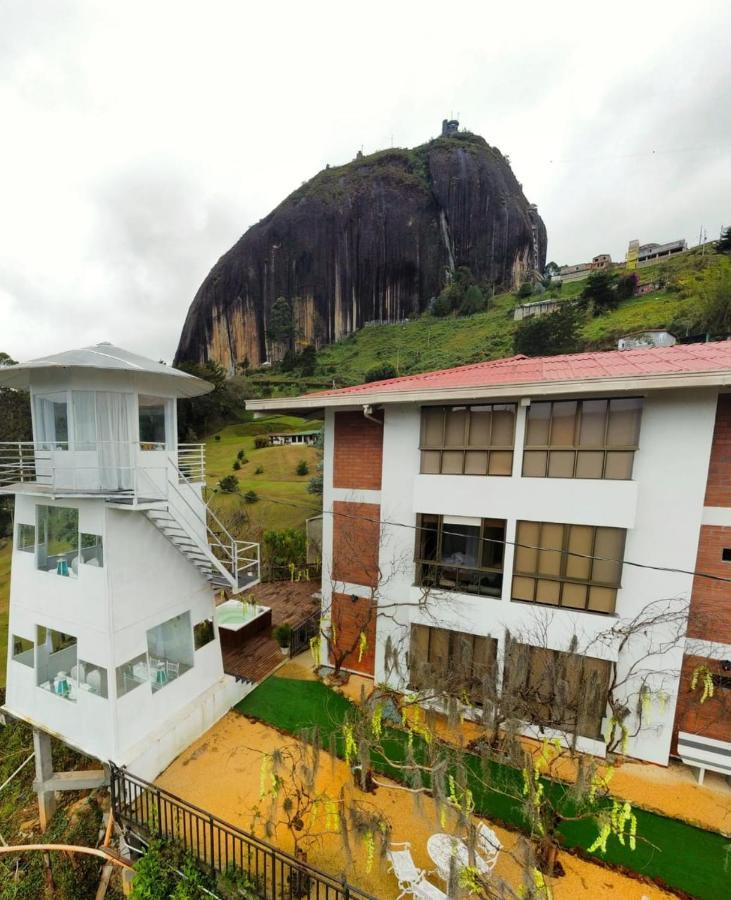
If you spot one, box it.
[253,491,731,586]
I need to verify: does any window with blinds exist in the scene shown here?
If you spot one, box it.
[512,520,625,614]
[409,624,497,703]
[504,642,611,740]
[522,397,642,480]
[420,404,516,476]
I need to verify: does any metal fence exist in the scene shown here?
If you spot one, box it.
[110,764,374,900]
[290,610,321,658]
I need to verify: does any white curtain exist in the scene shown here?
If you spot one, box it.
[34,396,57,448]
[96,392,133,491]
[72,391,97,451]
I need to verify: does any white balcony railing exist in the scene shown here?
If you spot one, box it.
[177,443,206,483]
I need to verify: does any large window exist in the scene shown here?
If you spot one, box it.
[36,627,77,701]
[420,404,516,476]
[416,514,505,597]
[80,533,104,567]
[116,652,149,698]
[139,395,170,449]
[512,520,625,614]
[409,624,497,704]
[34,393,69,450]
[504,642,611,740]
[146,612,194,692]
[12,635,34,668]
[522,398,642,480]
[36,505,79,576]
[17,524,35,553]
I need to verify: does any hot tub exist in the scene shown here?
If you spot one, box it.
[215,599,272,648]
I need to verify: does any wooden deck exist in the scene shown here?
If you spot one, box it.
[220,580,320,683]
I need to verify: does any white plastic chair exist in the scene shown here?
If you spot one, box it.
[412,879,447,899]
[387,842,426,900]
[476,822,502,875]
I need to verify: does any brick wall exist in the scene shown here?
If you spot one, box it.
[673,654,731,744]
[333,411,384,490]
[331,501,380,588]
[687,525,731,645]
[704,394,731,506]
[330,592,377,676]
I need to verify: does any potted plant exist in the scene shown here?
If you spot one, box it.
[272,623,292,656]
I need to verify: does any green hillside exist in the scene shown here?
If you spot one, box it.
[280,246,729,388]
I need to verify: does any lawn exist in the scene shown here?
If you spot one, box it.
[0,538,11,689]
[205,416,323,537]
[237,676,731,900]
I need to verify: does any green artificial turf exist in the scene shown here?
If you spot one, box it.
[237,677,731,900]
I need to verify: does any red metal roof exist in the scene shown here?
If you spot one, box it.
[309,343,731,398]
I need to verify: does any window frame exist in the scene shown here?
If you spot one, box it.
[415,514,506,598]
[511,520,626,614]
[522,397,642,481]
[419,403,516,477]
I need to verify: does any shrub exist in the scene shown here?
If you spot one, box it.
[263,528,307,575]
[616,272,638,300]
[219,474,239,493]
[255,465,264,474]
[237,449,246,460]
[459,284,486,315]
[232,460,241,470]
[296,459,309,476]
[514,303,583,357]
[581,270,620,314]
[214,434,221,441]
[717,226,731,254]
[272,623,293,647]
[517,281,533,298]
[254,435,269,449]
[244,489,259,503]
[308,474,324,495]
[364,363,398,383]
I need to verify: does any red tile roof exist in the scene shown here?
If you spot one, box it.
[309,343,731,398]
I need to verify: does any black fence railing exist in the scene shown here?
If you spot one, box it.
[290,611,321,658]
[110,764,375,900]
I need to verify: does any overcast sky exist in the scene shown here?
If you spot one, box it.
[1,0,729,363]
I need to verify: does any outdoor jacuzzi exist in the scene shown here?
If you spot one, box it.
[215,599,272,647]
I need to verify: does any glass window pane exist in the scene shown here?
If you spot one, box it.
[464,450,488,475]
[12,635,34,667]
[561,582,588,609]
[146,611,194,692]
[481,519,505,569]
[441,451,464,474]
[575,451,604,479]
[547,451,575,478]
[444,408,468,446]
[417,514,439,561]
[525,403,550,447]
[588,586,617,613]
[535,579,561,605]
[421,408,444,447]
[193,619,215,650]
[491,405,515,445]
[78,660,108,697]
[36,627,77,700]
[592,528,625,585]
[17,524,35,552]
[36,506,79,576]
[488,451,513,476]
[550,401,577,446]
[515,521,539,572]
[566,525,593,580]
[420,450,441,474]
[441,524,480,568]
[605,451,634,480]
[522,450,547,477]
[607,398,642,447]
[116,652,149,697]
[139,395,168,448]
[512,576,535,601]
[80,533,103,567]
[467,408,491,446]
[578,399,607,447]
[72,391,97,450]
[34,393,69,449]
[538,523,564,576]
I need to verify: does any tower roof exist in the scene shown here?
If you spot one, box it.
[0,342,213,398]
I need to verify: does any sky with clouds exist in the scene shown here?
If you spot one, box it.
[1,0,729,362]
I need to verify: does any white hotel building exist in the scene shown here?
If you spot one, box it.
[0,344,259,791]
[250,344,731,775]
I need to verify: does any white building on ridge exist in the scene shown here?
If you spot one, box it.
[0,343,259,787]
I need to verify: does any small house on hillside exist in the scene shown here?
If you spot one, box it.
[268,430,320,446]
[513,299,562,321]
[617,330,676,350]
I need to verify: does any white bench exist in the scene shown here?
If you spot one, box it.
[677,731,731,785]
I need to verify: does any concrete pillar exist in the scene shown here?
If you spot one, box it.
[32,729,57,831]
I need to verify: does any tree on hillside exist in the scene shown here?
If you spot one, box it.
[459,284,486,316]
[581,271,620,315]
[268,296,296,350]
[696,265,731,335]
[513,304,583,357]
[544,262,560,278]
[716,226,731,254]
[176,360,250,439]
[364,364,398,383]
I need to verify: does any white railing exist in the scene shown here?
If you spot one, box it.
[0,441,38,486]
[177,443,206,482]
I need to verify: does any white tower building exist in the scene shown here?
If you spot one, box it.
[0,343,259,789]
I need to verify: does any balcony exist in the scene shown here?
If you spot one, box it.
[0,441,206,500]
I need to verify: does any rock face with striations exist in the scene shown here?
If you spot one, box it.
[175,129,547,371]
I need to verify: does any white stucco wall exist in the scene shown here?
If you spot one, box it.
[320,389,719,765]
